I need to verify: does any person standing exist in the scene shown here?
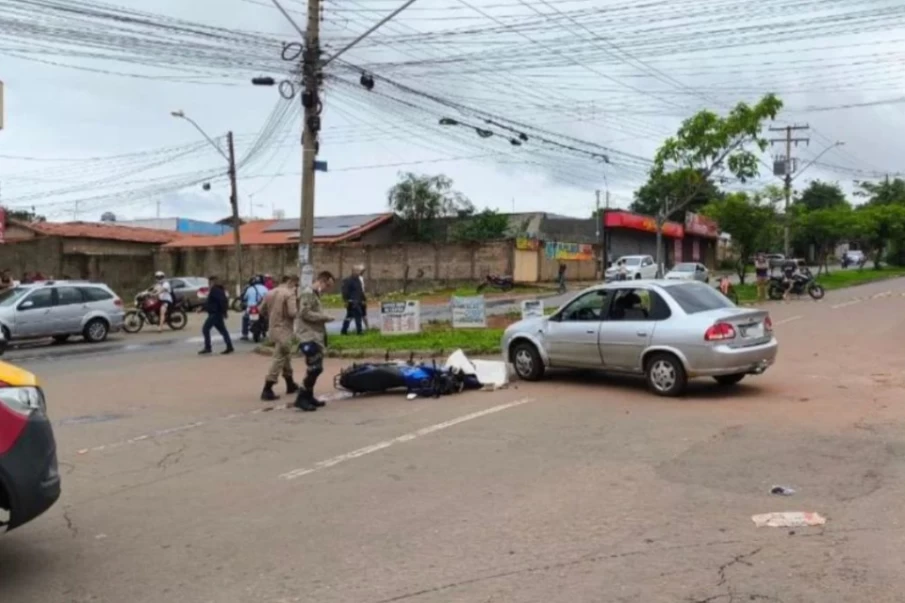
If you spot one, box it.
[340,265,365,335]
[754,253,769,302]
[358,267,369,331]
[557,263,567,293]
[240,275,269,341]
[260,275,300,402]
[198,276,234,355]
[295,271,336,410]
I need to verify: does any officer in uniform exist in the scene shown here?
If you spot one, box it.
[295,270,336,411]
[260,275,300,402]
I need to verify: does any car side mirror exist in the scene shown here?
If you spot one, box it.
[18,300,34,310]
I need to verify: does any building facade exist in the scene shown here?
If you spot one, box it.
[602,210,720,269]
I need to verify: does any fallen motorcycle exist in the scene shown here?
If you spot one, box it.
[335,360,480,398]
[476,274,514,293]
[123,292,188,333]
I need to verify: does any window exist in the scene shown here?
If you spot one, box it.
[642,257,653,267]
[559,290,609,322]
[20,288,54,310]
[169,279,187,289]
[0,287,30,307]
[696,264,706,272]
[609,288,649,321]
[80,287,113,302]
[667,282,733,314]
[56,287,84,306]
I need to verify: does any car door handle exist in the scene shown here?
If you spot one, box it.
[586,330,595,334]
[636,331,647,337]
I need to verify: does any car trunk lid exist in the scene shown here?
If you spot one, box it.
[702,308,772,347]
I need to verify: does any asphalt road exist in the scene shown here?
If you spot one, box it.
[3,277,905,602]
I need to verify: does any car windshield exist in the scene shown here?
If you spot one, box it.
[667,282,734,314]
[0,287,32,307]
[621,257,642,266]
[672,263,696,272]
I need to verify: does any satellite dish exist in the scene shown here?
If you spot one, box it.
[100,211,116,222]
[202,182,211,191]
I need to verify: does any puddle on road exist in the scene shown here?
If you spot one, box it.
[57,413,127,426]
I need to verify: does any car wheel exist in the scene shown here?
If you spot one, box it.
[634,273,641,280]
[52,334,70,344]
[510,341,544,381]
[714,373,745,387]
[645,352,687,397]
[83,318,109,343]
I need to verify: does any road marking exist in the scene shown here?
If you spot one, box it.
[831,299,863,309]
[72,392,353,456]
[773,315,802,326]
[279,398,534,481]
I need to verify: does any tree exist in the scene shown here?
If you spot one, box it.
[796,180,848,212]
[451,208,509,242]
[852,204,905,269]
[646,94,784,274]
[792,204,851,274]
[387,172,473,241]
[630,169,723,220]
[703,192,778,284]
[855,177,905,206]
[5,208,46,223]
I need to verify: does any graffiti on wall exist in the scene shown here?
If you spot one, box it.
[515,233,540,251]
[544,241,594,261]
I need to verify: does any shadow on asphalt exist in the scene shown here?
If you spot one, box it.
[541,369,770,400]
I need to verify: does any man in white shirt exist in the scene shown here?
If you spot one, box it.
[152,271,173,333]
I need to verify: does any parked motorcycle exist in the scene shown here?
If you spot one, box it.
[476,274,514,293]
[123,292,189,333]
[767,268,825,300]
[248,305,269,343]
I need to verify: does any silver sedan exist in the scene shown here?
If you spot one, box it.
[501,280,778,396]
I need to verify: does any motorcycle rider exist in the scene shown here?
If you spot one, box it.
[151,271,173,332]
[241,275,269,341]
[260,275,302,404]
[781,259,799,301]
[295,271,336,410]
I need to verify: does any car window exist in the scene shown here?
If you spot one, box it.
[20,288,54,310]
[696,265,706,272]
[666,283,733,314]
[608,288,669,321]
[642,257,653,266]
[80,287,114,302]
[559,290,609,322]
[622,257,641,266]
[170,279,187,289]
[56,287,84,306]
[0,287,31,307]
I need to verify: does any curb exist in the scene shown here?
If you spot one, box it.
[253,346,500,360]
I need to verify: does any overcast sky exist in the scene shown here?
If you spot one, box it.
[1,0,903,223]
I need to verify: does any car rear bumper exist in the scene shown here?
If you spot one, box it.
[0,416,61,531]
[688,337,778,377]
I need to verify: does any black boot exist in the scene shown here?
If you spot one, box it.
[284,376,299,394]
[310,394,326,408]
[294,389,318,412]
[260,381,280,402]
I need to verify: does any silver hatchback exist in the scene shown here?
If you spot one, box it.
[0,281,125,344]
[501,280,778,396]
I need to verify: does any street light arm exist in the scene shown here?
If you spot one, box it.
[791,141,844,182]
[172,112,230,163]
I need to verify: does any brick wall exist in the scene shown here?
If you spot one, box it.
[157,241,514,294]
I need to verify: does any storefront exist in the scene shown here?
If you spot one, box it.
[602,210,720,269]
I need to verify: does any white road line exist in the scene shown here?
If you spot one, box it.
[773,315,802,326]
[831,299,863,309]
[280,398,535,481]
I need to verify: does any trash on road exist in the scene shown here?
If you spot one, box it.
[444,349,509,390]
[770,485,796,496]
[752,512,826,528]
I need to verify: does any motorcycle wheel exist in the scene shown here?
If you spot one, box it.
[808,283,826,300]
[767,282,785,301]
[167,309,188,331]
[123,310,145,334]
[476,283,487,293]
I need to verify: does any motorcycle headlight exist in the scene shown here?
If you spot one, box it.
[0,386,46,416]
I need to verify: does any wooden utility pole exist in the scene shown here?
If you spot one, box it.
[769,124,809,256]
[297,0,322,289]
[227,131,244,294]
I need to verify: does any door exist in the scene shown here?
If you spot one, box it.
[14,288,56,337]
[544,289,609,367]
[640,256,656,278]
[54,286,88,333]
[599,287,670,372]
[513,250,539,283]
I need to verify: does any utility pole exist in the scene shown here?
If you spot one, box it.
[595,190,602,279]
[298,0,321,289]
[769,124,809,256]
[227,131,244,294]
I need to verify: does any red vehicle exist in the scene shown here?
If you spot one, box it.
[122,291,188,333]
[0,345,61,531]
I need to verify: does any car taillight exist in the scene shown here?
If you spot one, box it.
[198,287,209,296]
[704,322,736,341]
[764,315,773,332]
[114,297,123,307]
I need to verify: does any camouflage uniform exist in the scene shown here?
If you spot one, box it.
[296,286,333,394]
[261,285,297,383]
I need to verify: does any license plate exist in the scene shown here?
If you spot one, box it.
[249,314,259,322]
[740,323,763,338]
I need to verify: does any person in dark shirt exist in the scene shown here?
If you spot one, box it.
[340,265,366,335]
[199,275,234,355]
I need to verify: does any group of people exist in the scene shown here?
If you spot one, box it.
[753,253,803,302]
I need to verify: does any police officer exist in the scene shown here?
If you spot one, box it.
[295,271,336,410]
[260,275,301,402]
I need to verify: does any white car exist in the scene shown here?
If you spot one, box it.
[665,262,710,283]
[605,255,658,281]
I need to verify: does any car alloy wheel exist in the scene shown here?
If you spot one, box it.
[85,319,108,343]
[650,360,676,392]
[511,341,544,381]
[645,352,687,397]
[514,348,533,377]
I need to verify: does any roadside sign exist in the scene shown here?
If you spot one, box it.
[314,160,328,172]
[521,299,543,320]
[379,300,420,335]
[451,295,486,328]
